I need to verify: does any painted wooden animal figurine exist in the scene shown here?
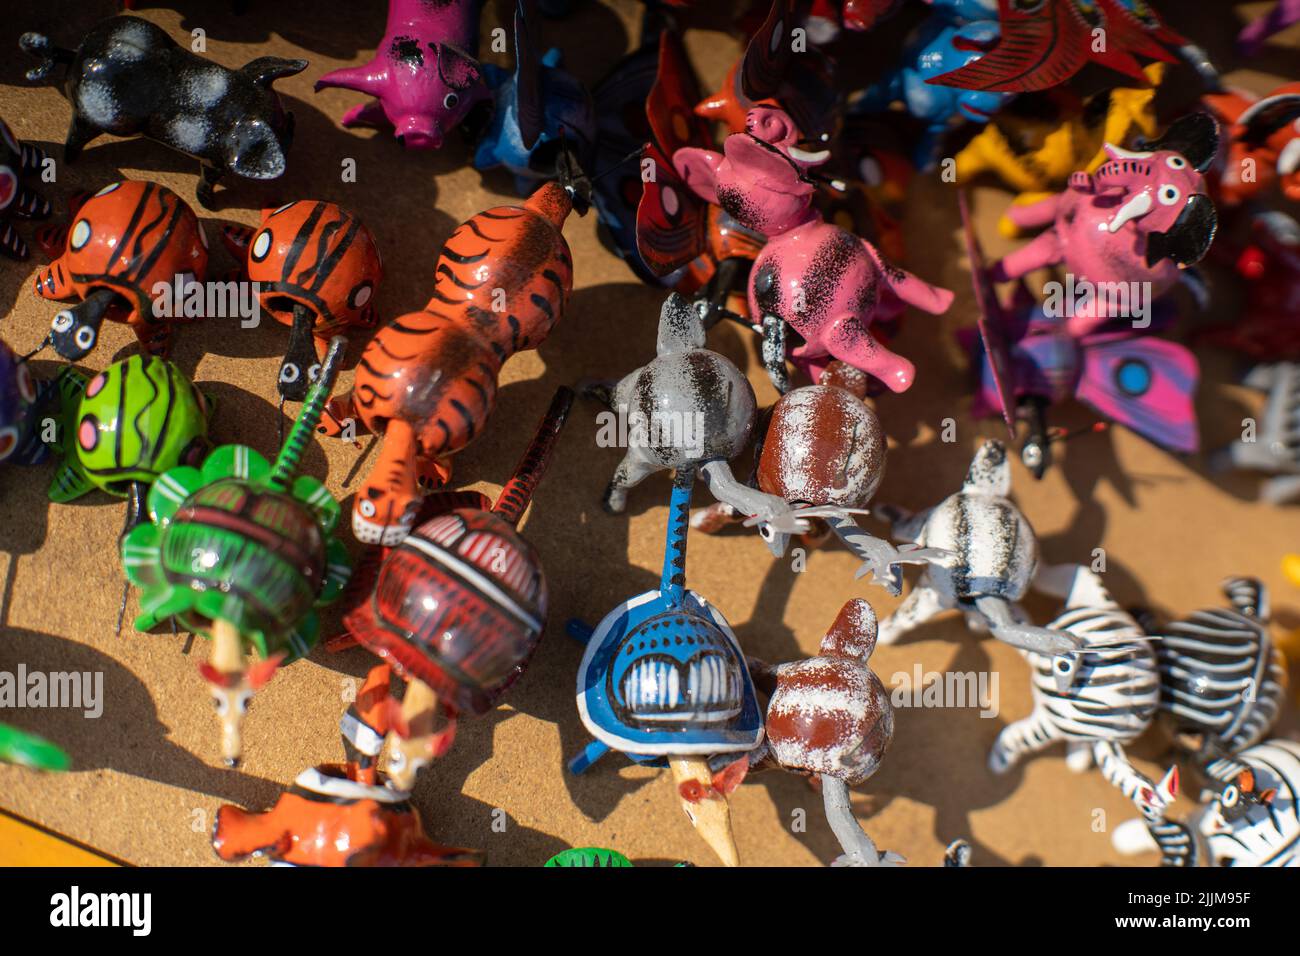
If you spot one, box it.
[314,0,488,150]
[691,361,948,593]
[1211,362,1300,504]
[953,65,1161,238]
[473,0,596,195]
[21,16,305,208]
[1149,578,1285,766]
[571,466,764,867]
[544,847,633,867]
[121,338,351,767]
[33,181,209,361]
[321,181,579,546]
[746,599,903,867]
[0,724,70,772]
[329,388,573,790]
[1199,212,1300,364]
[875,440,1079,656]
[1238,0,1300,55]
[0,116,52,260]
[222,200,384,402]
[989,113,1221,334]
[667,106,954,393]
[0,338,76,468]
[599,292,795,552]
[1113,739,1300,867]
[213,663,483,866]
[851,10,1014,168]
[1203,82,1300,207]
[988,564,1174,823]
[51,355,211,541]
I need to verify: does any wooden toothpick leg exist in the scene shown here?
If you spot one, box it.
[384,677,449,791]
[211,619,242,674]
[670,756,739,867]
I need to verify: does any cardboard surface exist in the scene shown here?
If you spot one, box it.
[0,1,1297,867]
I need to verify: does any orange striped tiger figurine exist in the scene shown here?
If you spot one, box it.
[320,181,578,545]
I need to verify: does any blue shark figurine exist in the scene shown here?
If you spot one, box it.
[473,1,595,194]
[851,13,1014,168]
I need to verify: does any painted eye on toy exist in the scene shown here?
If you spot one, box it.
[349,281,373,310]
[236,690,252,714]
[15,363,35,404]
[212,694,229,716]
[1221,784,1239,808]
[1158,185,1181,206]
[306,362,323,383]
[279,363,300,385]
[0,426,17,461]
[74,326,96,352]
[444,92,459,110]
[758,523,775,542]
[359,499,377,518]
[51,310,74,333]
[1166,156,1187,170]
[69,218,91,251]
[250,229,273,262]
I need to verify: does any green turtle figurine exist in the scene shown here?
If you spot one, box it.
[121,337,351,767]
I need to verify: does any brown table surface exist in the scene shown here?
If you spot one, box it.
[0,0,1297,866]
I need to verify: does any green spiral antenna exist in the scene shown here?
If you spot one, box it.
[269,336,346,492]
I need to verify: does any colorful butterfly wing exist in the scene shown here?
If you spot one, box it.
[590,37,659,282]
[635,31,711,277]
[742,0,798,103]
[1076,332,1199,452]
[929,0,1091,93]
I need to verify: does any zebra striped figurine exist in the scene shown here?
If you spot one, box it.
[1114,739,1300,867]
[988,565,1175,823]
[1153,577,1284,765]
[875,440,1080,655]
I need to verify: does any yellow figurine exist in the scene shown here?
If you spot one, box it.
[955,64,1162,238]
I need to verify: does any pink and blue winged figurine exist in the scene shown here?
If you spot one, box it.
[569,466,763,772]
[473,0,596,194]
[958,190,1199,479]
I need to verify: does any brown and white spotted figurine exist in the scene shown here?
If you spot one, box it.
[745,599,903,866]
[692,360,948,593]
[212,663,482,867]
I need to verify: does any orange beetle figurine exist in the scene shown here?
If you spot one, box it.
[222,200,384,401]
[34,180,209,361]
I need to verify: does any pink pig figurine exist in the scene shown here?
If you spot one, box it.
[673,106,954,394]
[990,113,1221,337]
[314,0,488,150]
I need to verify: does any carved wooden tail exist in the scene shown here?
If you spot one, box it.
[492,386,574,526]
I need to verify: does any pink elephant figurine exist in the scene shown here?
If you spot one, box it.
[991,113,1221,337]
[314,0,489,149]
[672,106,954,394]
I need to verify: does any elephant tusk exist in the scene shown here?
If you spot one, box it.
[1108,191,1153,233]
